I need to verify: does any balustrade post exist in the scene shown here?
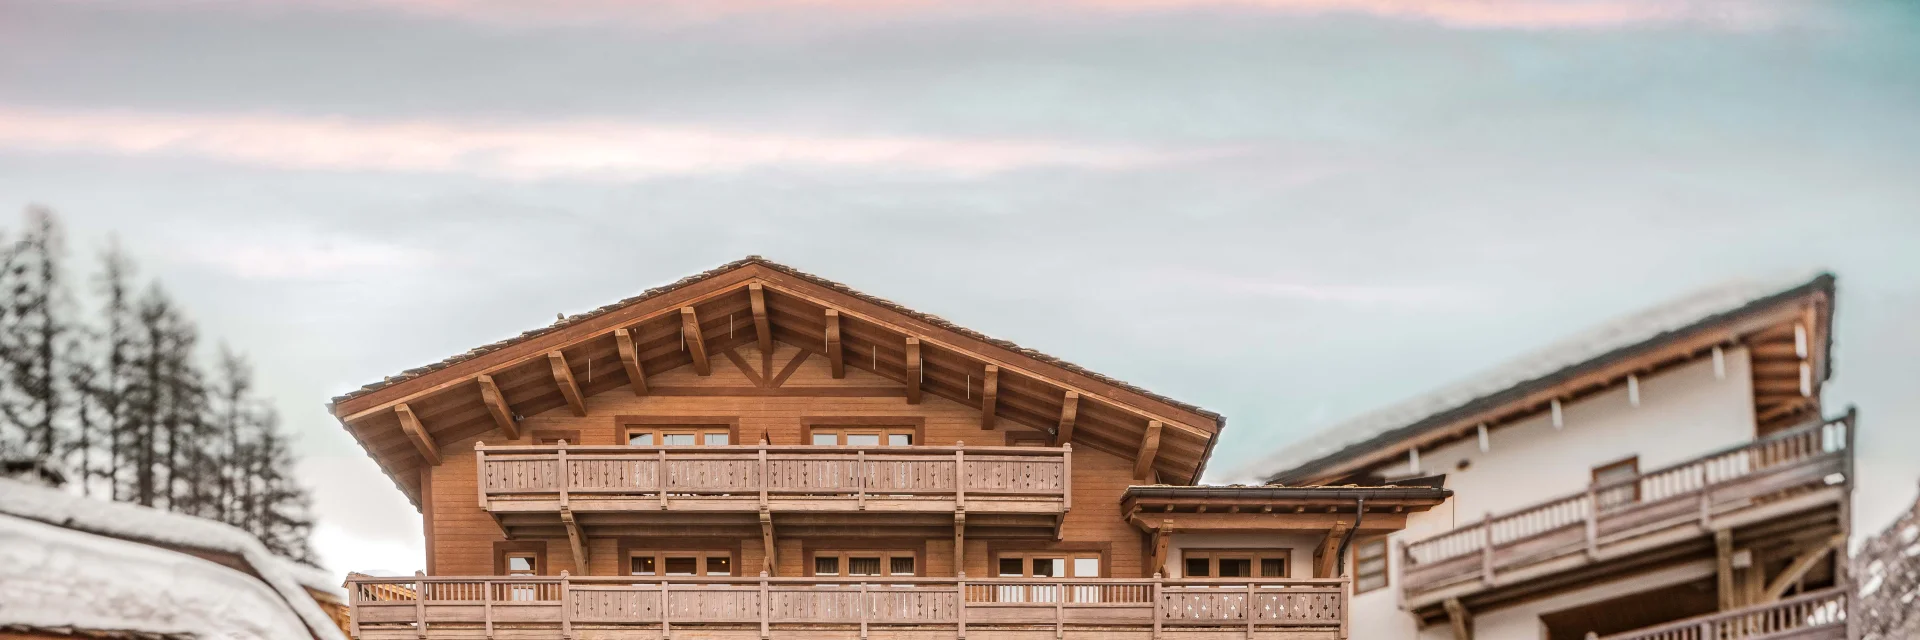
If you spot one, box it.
[1246,582,1256,638]
[1585,485,1599,559]
[560,571,573,640]
[1055,581,1066,639]
[758,448,769,510]
[475,443,487,510]
[859,582,870,640]
[414,571,427,640]
[1698,621,1711,640]
[657,449,668,510]
[955,447,967,511]
[1061,444,1072,513]
[956,573,968,640]
[557,441,569,512]
[1152,573,1164,640]
[759,573,771,640]
[1480,513,1495,585]
[348,579,363,639]
[482,577,493,639]
[661,581,671,639]
[857,450,868,510]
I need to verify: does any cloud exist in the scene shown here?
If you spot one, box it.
[1141,269,1481,305]
[0,106,1189,179]
[141,0,1791,30]
[177,234,438,281]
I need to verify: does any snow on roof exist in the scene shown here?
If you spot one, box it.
[0,479,347,640]
[0,513,314,639]
[274,556,348,600]
[1237,270,1831,484]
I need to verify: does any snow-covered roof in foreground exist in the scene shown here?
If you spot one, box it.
[1238,270,1831,484]
[0,479,347,640]
[0,513,315,639]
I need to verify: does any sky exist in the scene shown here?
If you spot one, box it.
[0,0,1916,580]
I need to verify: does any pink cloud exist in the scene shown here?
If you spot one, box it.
[0,107,1181,179]
[173,0,1785,30]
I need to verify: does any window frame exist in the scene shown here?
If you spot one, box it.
[615,416,741,447]
[992,551,1104,578]
[1591,455,1642,504]
[492,541,548,576]
[616,538,743,578]
[1351,537,1390,595]
[800,417,926,447]
[1180,549,1292,579]
[806,549,923,578]
[627,550,736,577]
[529,429,582,446]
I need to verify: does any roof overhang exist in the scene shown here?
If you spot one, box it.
[1262,273,1837,486]
[1121,484,1451,534]
[330,257,1224,508]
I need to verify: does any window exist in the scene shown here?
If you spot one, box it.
[994,552,1102,578]
[1181,550,1290,579]
[530,430,581,446]
[1353,538,1389,594]
[809,426,915,446]
[810,551,918,577]
[493,542,547,601]
[629,551,734,577]
[625,425,732,446]
[1592,456,1641,508]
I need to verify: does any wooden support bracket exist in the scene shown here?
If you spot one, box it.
[1444,598,1472,640]
[980,365,999,431]
[749,283,773,356]
[395,403,441,466]
[760,509,777,575]
[681,307,710,376]
[1150,522,1172,577]
[560,508,588,572]
[1716,529,1736,610]
[1762,534,1845,602]
[548,351,587,416]
[1133,420,1162,482]
[905,337,923,404]
[954,510,967,575]
[1053,391,1079,446]
[614,328,648,396]
[825,310,845,378]
[476,375,519,440]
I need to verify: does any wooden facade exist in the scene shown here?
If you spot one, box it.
[332,258,1448,640]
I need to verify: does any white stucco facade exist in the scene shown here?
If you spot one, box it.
[1348,347,1762,640]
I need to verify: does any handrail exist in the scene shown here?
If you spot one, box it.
[1595,587,1847,640]
[477,442,1074,505]
[1405,416,1851,567]
[348,574,1351,638]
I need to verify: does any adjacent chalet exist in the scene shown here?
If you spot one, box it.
[0,477,349,640]
[330,257,1449,640]
[1242,273,1853,640]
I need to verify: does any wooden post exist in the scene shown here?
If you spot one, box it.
[1443,598,1471,640]
[661,581,672,639]
[1151,576,1164,640]
[1061,444,1073,514]
[905,338,923,404]
[482,576,494,639]
[657,449,669,510]
[1584,484,1599,560]
[414,571,427,640]
[349,578,363,639]
[1055,580,1065,639]
[957,575,968,639]
[475,442,488,510]
[1245,582,1256,638]
[1480,513,1495,585]
[859,582,870,640]
[759,573,771,639]
[559,571,573,640]
[825,310,844,378]
[1716,529,1735,610]
[856,449,868,510]
[980,365,999,430]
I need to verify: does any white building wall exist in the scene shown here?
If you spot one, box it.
[1348,346,1759,640]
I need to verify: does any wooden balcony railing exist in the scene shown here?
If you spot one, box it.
[347,575,1349,639]
[1595,587,1848,640]
[1402,416,1853,597]
[476,443,1071,514]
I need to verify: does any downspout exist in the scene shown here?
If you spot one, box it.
[1333,497,1365,577]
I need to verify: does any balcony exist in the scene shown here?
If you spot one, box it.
[1400,416,1853,607]
[1596,587,1847,640]
[347,575,1349,640]
[476,444,1071,538]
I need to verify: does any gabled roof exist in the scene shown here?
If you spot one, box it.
[1247,271,1836,486]
[332,257,1225,507]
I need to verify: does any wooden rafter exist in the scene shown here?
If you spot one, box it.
[749,283,772,357]
[1133,420,1162,482]
[1054,391,1079,446]
[824,310,844,378]
[1443,599,1471,640]
[548,351,587,416]
[475,375,519,440]
[614,328,648,396]
[394,403,441,466]
[1314,520,1350,578]
[681,307,711,376]
[1763,534,1844,602]
[980,365,999,431]
[905,338,923,405]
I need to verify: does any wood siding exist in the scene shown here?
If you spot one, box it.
[427,342,1147,579]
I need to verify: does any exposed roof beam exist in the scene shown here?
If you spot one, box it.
[548,351,587,416]
[613,328,648,396]
[749,283,773,357]
[1133,420,1162,482]
[1054,391,1079,446]
[980,365,999,431]
[680,307,710,376]
[904,337,923,405]
[476,374,519,440]
[394,403,441,466]
[824,309,845,378]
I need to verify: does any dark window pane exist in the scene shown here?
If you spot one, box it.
[998,558,1024,577]
[848,557,882,576]
[1185,558,1211,578]
[664,557,698,575]
[628,432,654,446]
[815,557,839,576]
[1219,559,1252,578]
[1033,558,1062,578]
[1260,559,1285,578]
[891,557,915,576]
[707,556,731,576]
[631,556,656,576]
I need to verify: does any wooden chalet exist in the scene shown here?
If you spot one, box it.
[329,257,1450,640]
